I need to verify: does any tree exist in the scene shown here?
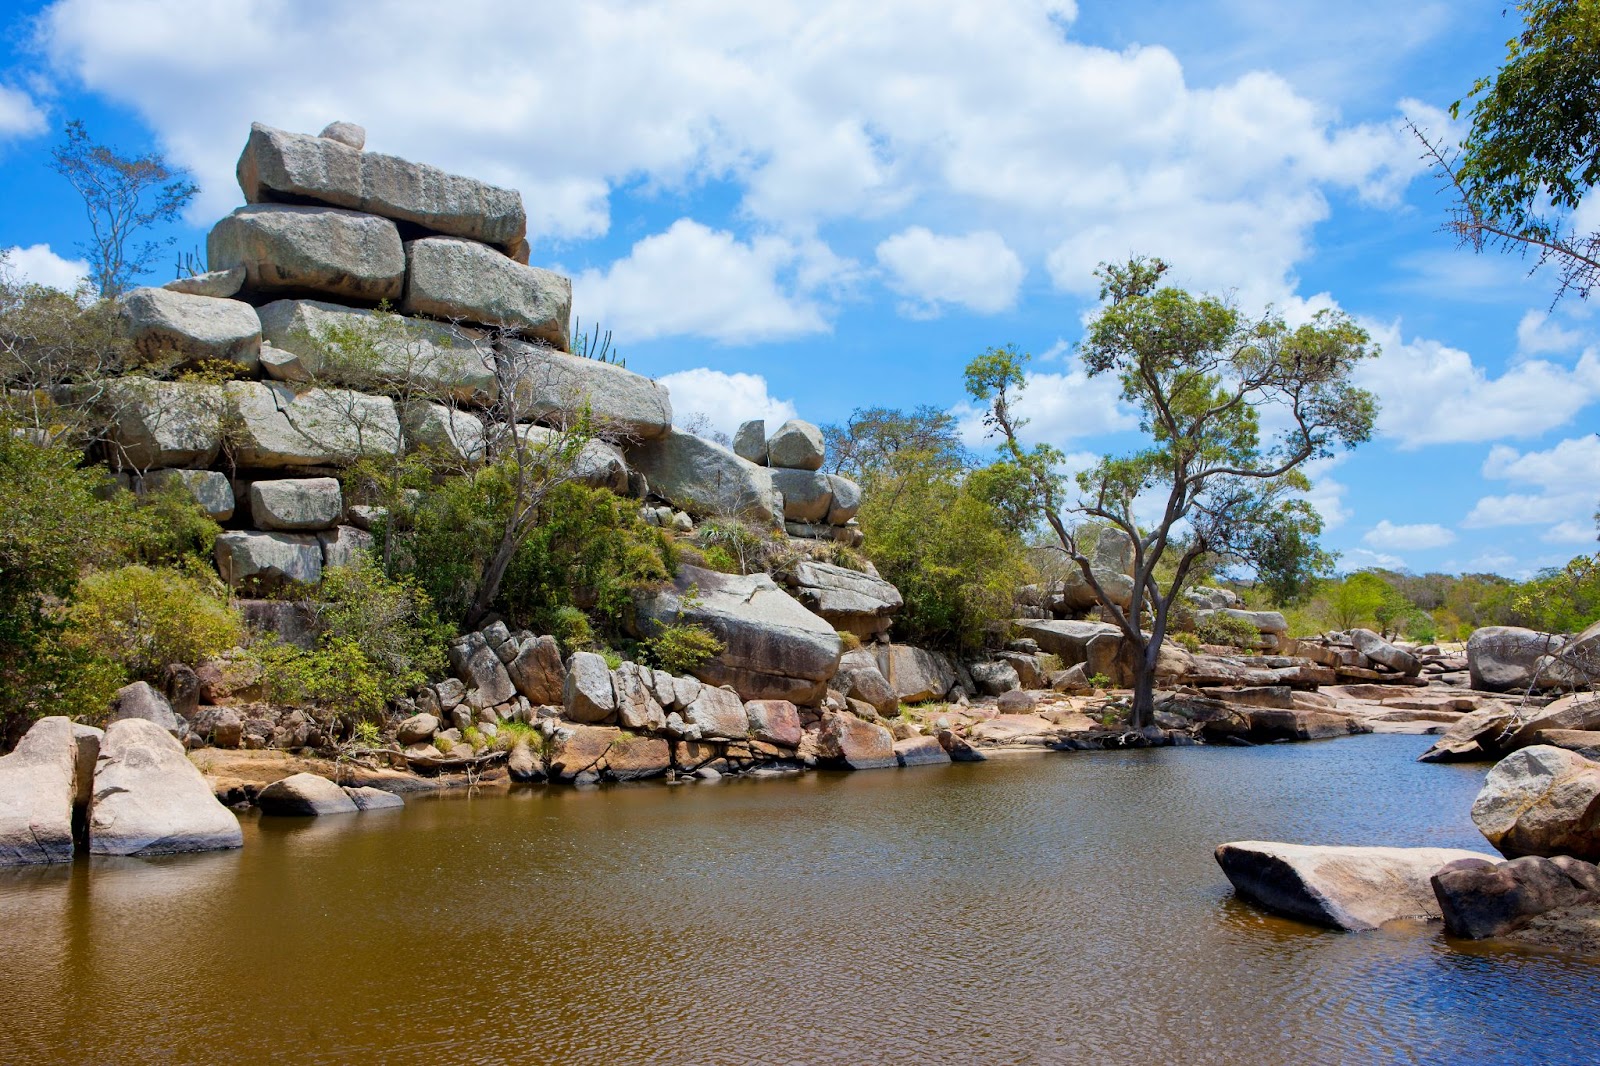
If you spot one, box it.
[822,405,968,482]
[965,257,1377,728]
[49,120,198,299]
[1412,1,1600,300]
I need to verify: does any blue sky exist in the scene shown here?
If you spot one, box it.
[1,0,1596,578]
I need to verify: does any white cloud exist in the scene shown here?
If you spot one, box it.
[1363,519,1456,550]
[572,219,845,344]
[875,227,1024,317]
[654,368,798,442]
[1464,434,1600,534]
[35,0,1427,308]
[0,85,46,139]
[1,243,89,291]
[1356,320,1600,448]
[1341,546,1406,571]
[1516,310,1585,359]
[1543,520,1597,546]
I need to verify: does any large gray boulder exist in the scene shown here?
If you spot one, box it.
[207,204,405,302]
[612,662,667,732]
[448,632,516,707]
[1214,841,1493,930]
[249,477,343,531]
[788,560,902,641]
[225,381,401,468]
[257,300,497,403]
[1468,626,1565,691]
[765,419,824,470]
[834,648,899,715]
[237,122,527,252]
[106,378,224,470]
[771,468,834,522]
[825,475,862,525]
[138,468,235,520]
[402,401,486,464]
[318,525,372,569]
[1541,619,1600,689]
[1350,628,1421,675]
[873,644,958,704]
[626,429,776,523]
[563,651,618,724]
[214,530,323,590]
[1472,745,1600,861]
[683,685,747,740]
[0,717,81,866]
[402,236,570,347]
[504,341,672,441]
[88,718,243,856]
[507,635,565,705]
[634,564,843,703]
[733,419,766,464]
[816,711,896,769]
[119,287,261,371]
[106,681,181,737]
[1015,619,1127,681]
[257,772,359,816]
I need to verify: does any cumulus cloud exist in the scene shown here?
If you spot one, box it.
[875,228,1024,317]
[1363,519,1456,550]
[572,219,844,344]
[654,368,798,442]
[1,243,89,291]
[1299,454,1351,530]
[1516,310,1585,359]
[35,0,1426,312]
[1464,434,1600,533]
[1356,320,1600,448]
[949,352,1137,450]
[0,84,46,139]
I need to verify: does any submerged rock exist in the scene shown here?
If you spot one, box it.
[1214,841,1492,931]
[1432,854,1600,939]
[258,772,359,816]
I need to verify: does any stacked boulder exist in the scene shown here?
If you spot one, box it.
[104,120,673,593]
[721,417,864,546]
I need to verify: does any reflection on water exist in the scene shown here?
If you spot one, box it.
[0,735,1591,1065]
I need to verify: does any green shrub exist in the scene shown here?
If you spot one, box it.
[695,519,765,575]
[836,630,863,652]
[699,544,741,574]
[1088,673,1114,689]
[645,622,725,674]
[549,605,595,654]
[1172,632,1202,653]
[126,478,221,573]
[67,565,242,679]
[253,638,392,720]
[1194,612,1260,649]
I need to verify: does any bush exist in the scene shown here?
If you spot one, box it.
[1194,611,1260,649]
[548,605,595,654]
[645,622,725,674]
[126,477,221,573]
[254,638,393,721]
[1172,631,1202,653]
[66,565,242,679]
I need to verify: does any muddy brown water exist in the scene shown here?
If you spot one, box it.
[1,734,1592,1065]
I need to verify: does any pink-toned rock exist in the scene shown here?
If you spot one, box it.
[546,724,619,781]
[894,736,950,767]
[602,734,671,781]
[970,714,1056,744]
[744,700,802,748]
[816,712,896,770]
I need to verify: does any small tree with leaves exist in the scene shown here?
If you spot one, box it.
[49,120,198,299]
[965,257,1378,728]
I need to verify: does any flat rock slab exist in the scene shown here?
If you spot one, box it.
[625,430,774,522]
[89,719,243,857]
[402,236,570,346]
[894,735,951,767]
[225,380,401,469]
[119,287,261,371]
[237,122,526,251]
[1215,841,1493,930]
[208,204,405,302]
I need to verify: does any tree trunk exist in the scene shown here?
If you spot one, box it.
[463,530,520,630]
[1128,648,1157,730]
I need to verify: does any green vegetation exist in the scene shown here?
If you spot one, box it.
[644,621,725,674]
[1194,611,1260,649]
[66,565,241,680]
[966,256,1377,727]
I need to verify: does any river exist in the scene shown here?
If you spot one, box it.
[0,734,1591,1065]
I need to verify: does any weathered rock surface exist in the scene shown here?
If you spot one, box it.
[1014,620,1126,682]
[208,204,405,302]
[765,419,825,470]
[88,718,243,856]
[258,772,359,816]
[106,681,181,737]
[257,300,496,403]
[344,785,404,810]
[138,468,235,520]
[825,475,862,525]
[1472,745,1600,861]
[1243,708,1369,743]
[613,662,667,732]
[500,341,669,441]
[1432,854,1600,939]
[733,419,766,464]
[249,477,343,531]
[1349,628,1420,675]
[508,635,565,705]
[1468,626,1564,692]
[402,236,570,346]
[317,525,371,569]
[0,717,80,866]
[744,699,802,748]
[1416,706,1518,763]
[833,649,899,715]
[396,713,440,746]
[238,122,526,251]
[894,735,952,767]
[226,381,401,468]
[816,711,896,769]
[635,565,841,703]
[318,121,366,149]
[604,734,671,780]
[448,632,516,707]
[771,468,833,522]
[545,723,618,780]
[626,430,775,523]
[401,401,486,464]
[1502,694,1600,752]
[164,266,245,298]
[563,651,619,724]
[514,424,629,493]
[214,530,322,590]
[119,287,261,370]
[106,378,224,470]
[1215,841,1492,930]
[788,560,902,640]
[684,685,749,740]
[874,645,957,704]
